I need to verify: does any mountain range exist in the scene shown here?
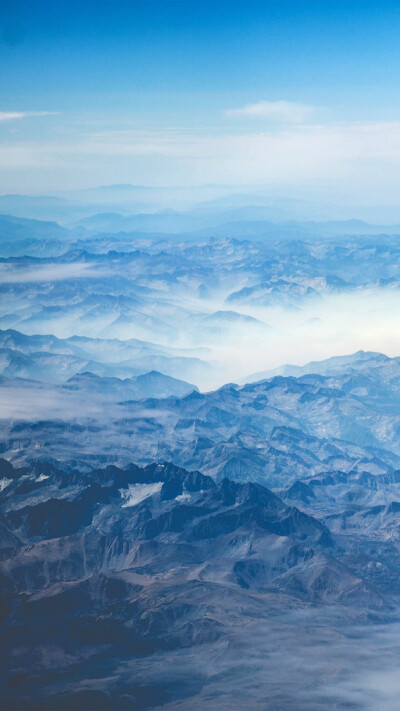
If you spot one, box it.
[3,198,400,709]
[1,456,399,710]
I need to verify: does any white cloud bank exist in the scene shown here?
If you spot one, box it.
[226,100,314,122]
[2,116,400,204]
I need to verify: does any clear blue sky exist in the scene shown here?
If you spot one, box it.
[1,0,400,200]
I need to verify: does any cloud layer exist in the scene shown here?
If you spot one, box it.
[226,100,314,122]
[1,106,400,205]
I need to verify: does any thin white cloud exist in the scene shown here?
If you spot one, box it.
[226,100,314,122]
[0,111,58,122]
[0,263,105,283]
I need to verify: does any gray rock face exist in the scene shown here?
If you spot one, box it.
[3,348,400,488]
[1,457,400,709]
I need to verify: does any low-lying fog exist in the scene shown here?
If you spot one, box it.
[4,283,400,390]
[205,287,400,386]
[126,608,400,711]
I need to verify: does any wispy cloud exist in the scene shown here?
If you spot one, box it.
[0,263,106,283]
[2,120,400,204]
[0,111,58,122]
[225,100,314,122]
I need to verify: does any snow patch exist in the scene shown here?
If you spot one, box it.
[120,482,163,508]
[176,491,191,503]
[0,478,11,492]
[36,474,50,482]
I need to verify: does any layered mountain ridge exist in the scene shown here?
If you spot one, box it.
[1,457,398,709]
[3,343,400,490]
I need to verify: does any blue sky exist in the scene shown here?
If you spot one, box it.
[1,0,400,200]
